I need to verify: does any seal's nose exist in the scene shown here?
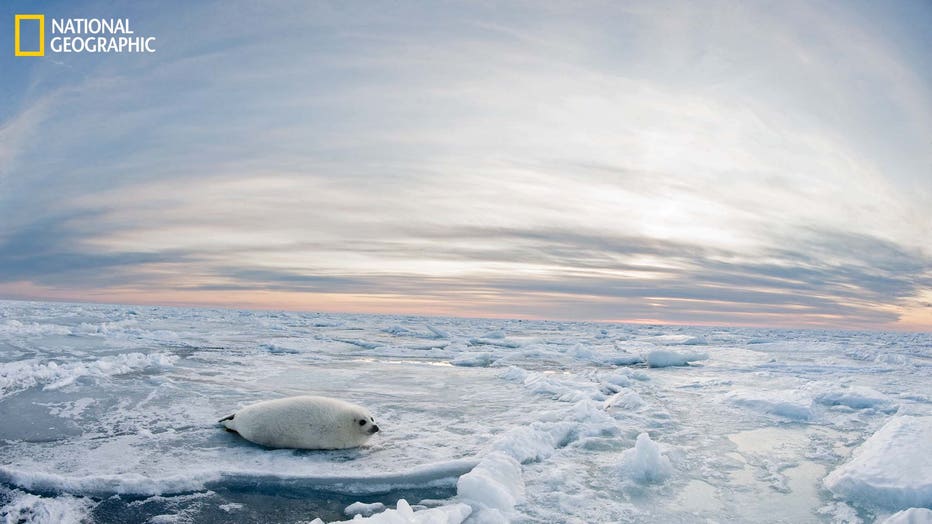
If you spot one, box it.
[370,425,380,434]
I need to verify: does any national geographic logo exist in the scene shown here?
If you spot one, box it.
[14,14,44,56]
[13,14,157,56]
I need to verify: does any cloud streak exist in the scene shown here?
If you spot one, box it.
[0,0,930,329]
[2,208,927,328]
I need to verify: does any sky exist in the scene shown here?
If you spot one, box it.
[0,0,931,330]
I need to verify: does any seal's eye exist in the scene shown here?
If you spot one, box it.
[358,420,366,426]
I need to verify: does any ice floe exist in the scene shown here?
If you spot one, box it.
[616,432,673,484]
[881,508,932,524]
[1,299,930,523]
[725,388,815,420]
[645,349,708,368]
[824,416,932,510]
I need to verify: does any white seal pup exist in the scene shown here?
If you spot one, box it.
[219,395,379,449]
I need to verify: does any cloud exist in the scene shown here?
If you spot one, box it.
[0,212,192,287]
[0,96,54,181]
[7,210,923,326]
[0,0,930,328]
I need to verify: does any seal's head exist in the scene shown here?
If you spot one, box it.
[350,409,380,437]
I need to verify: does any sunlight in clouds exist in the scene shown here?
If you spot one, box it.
[0,0,929,329]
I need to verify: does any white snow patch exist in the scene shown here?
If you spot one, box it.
[469,337,521,349]
[0,319,72,337]
[330,499,471,523]
[0,458,478,498]
[603,367,650,383]
[824,416,932,510]
[881,508,932,524]
[617,433,673,484]
[0,352,178,398]
[817,501,862,524]
[456,452,524,519]
[601,370,633,388]
[602,353,644,366]
[645,350,707,368]
[345,501,387,517]
[813,385,895,412]
[218,502,243,512]
[333,338,381,349]
[0,489,96,524]
[726,389,814,420]
[604,390,646,410]
[383,325,413,335]
[450,352,495,367]
[651,334,708,345]
[874,353,909,366]
[0,468,220,497]
[426,325,450,339]
[41,398,97,419]
[489,423,575,464]
[499,367,598,403]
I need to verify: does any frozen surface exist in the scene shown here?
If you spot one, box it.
[823,416,932,509]
[345,501,387,517]
[616,433,672,483]
[328,499,472,523]
[881,508,932,524]
[0,300,930,523]
[0,489,94,524]
[644,349,707,368]
[725,388,815,420]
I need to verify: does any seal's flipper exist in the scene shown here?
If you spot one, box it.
[219,413,238,432]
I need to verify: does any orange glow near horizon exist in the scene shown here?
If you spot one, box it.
[2,280,929,332]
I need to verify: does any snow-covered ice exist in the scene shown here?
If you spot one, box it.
[823,416,932,509]
[644,349,707,368]
[725,388,816,420]
[327,499,472,523]
[616,433,673,484]
[0,489,95,524]
[0,299,930,523]
[344,501,387,517]
[881,508,932,524]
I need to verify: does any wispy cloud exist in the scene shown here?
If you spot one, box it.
[0,0,930,329]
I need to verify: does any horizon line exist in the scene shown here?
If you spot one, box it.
[2,295,927,335]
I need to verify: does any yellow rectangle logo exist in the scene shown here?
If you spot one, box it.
[15,14,45,57]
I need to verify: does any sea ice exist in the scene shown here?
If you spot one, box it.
[645,349,707,368]
[324,499,471,523]
[824,416,932,510]
[726,388,814,420]
[1,300,930,523]
[604,390,645,410]
[450,352,495,367]
[0,352,177,399]
[881,508,932,524]
[345,501,387,517]
[616,432,673,484]
[456,452,524,517]
[0,488,94,524]
[813,385,895,412]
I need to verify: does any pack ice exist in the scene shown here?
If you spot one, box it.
[824,416,932,509]
[1,300,930,523]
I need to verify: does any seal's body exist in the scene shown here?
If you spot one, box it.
[220,395,379,449]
